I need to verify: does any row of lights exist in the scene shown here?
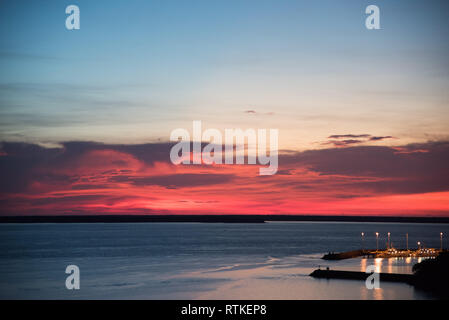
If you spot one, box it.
[360,232,444,251]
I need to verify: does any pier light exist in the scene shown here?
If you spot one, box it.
[361,232,365,250]
[375,232,379,251]
[440,233,443,251]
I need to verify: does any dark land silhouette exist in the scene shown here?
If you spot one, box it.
[1,215,449,224]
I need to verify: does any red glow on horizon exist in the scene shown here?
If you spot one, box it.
[1,146,448,217]
[1,140,449,217]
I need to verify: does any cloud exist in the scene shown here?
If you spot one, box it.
[324,134,395,147]
[0,141,174,193]
[244,110,275,116]
[323,139,363,147]
[1,140,449,216]
[280,141,449,195]
[369,136,394,141]
[328,134,371,139]
[109,173,235,189]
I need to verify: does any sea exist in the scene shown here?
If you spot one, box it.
[0,221,447,299]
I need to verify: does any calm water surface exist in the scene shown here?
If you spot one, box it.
[0,222,447,299]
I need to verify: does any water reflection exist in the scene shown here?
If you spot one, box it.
[361,258,366,271]
[374,258,383,273]
[373,288,384,300]
[359,256,426,274]
[388,258,393,274]
[1,222,442,299]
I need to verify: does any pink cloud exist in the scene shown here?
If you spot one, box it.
[1,140,449,216]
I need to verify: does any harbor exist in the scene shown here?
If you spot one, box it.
[322,248,443,260]
[323,231,445,260]
[310,231,449,297]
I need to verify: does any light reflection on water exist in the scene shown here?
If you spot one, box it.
[0,222,445,299]
[354,256,433,274]
[179,254,432,300]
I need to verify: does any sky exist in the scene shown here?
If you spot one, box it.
[1,0,449,216]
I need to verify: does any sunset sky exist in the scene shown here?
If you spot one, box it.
[1,0,449,216]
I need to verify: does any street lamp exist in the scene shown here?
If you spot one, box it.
[441,233,443,251]
[417,241,421,251]
[406,233,408,251]
[361,232,365,250]
[376,232,379,251]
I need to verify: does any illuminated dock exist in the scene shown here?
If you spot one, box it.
[322,248,443,260]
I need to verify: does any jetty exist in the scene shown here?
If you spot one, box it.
[310,269,414,284]
[322,248,442,260]
[310,252,449,298]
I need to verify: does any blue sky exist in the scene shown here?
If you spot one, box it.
[0,0,448,148]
